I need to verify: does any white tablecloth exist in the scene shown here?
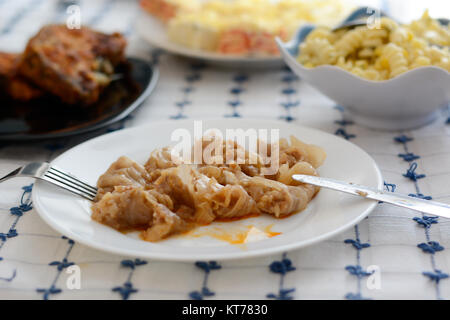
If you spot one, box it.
[0,0,449,300]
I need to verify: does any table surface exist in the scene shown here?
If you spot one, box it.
[0,0,449,300]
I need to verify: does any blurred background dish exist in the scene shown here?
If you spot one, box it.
[296,10,449,81]
[0,22,159,141]
[276,7,450,130]
[137,0,355,68]
[136,10,284,68]
[0,57,158,140]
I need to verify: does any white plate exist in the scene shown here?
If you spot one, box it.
[135,12,284,69]
[33,119,383,261]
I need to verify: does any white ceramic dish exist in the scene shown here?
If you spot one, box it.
[32,119,382,261]
[276,8,450,131]
[136,12,284,69]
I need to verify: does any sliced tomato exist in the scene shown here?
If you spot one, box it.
[249,32,279,55]
[140,0,176,23]
[218,30,251,55]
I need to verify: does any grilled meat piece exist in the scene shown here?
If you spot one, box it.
[18,25,127,105]
[0,52,44,101]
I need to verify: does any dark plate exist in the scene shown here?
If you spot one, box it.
[0,57,158,141]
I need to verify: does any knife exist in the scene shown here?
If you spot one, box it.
[292,174,450,218]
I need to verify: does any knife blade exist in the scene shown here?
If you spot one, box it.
[292,174,450,218]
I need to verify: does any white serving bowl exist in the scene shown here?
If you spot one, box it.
[275,15,450,130]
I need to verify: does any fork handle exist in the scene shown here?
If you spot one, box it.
[0,162,49,183]
[0,167,21,183]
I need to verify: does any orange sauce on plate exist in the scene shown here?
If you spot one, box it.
[182,224,281,245]
[125,212,283,245]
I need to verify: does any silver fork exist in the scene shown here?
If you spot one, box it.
[0,162,97,201]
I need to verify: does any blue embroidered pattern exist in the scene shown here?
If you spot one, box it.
[266,253,296,300]
[413,216,438,228]
[279,71,299,122]
[403,163,426,181]
[0,269,16,282]
[344,225,372,300]
[418,242,444,254]
[113,282,138,300]
[335,119,354,126]
[423,270,449,284]
[384,182,397,192]
[398,153,420,162]
[335,128,356,140]
[225,74,248,118]
[189,261,221,300]
[346,265,372,278]
[394,135,414,144]
[334,105,356,140]
[37,236,75,300]
[49,258,74,271]
[409,193,432,200]
[112,259,148,300]
[395,134,448,299]
[0,184,33,282]
[172,64,206,119]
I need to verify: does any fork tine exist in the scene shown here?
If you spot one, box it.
[0,162,98,201]
[41,174,96,201]
[48,167,98,193]
[44,167,97,200]
[44,171,97,199]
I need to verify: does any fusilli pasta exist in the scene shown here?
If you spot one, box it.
[297,11,450,80]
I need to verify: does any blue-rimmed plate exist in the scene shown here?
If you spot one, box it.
[0,57,159,141]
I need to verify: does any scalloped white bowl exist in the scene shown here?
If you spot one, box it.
[276,28,450,130]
